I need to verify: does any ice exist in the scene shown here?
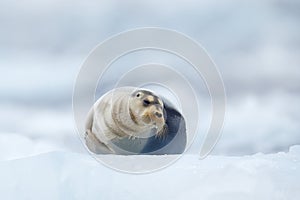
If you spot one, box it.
[0,146,299,200]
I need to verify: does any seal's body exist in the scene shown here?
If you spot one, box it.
[85,87,186,155]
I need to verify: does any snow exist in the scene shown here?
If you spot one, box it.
[0,146,299,200]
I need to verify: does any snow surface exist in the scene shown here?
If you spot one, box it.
[0,146,299,200]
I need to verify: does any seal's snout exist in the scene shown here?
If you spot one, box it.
[130,89,165,130]
[155,111,162,118]
[150,107,164,125]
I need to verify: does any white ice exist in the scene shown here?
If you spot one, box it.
[0,146,299,200]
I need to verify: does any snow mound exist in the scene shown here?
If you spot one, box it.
[0,146,299,200]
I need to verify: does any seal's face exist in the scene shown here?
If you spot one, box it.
[129,90,165,135]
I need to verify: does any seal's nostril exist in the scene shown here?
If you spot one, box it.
[143,99,151,106]
[155,112,162,118]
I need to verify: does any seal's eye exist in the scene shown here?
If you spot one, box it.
[143,99,151,106]
[136,93,141,98]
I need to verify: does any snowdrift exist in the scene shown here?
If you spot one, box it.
[0,146,299,200]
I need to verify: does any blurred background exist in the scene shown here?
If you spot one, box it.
[1,0,300,160]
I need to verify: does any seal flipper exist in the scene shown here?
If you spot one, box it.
[85,130,114,154]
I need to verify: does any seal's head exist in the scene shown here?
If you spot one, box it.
[128,89,166,136]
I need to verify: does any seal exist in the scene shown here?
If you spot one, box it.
[85,87,186,155]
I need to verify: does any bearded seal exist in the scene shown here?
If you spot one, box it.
[85,87,186,155]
